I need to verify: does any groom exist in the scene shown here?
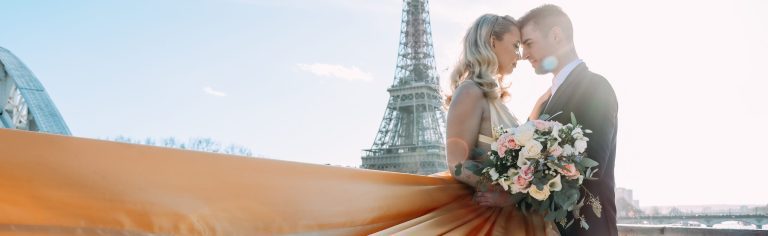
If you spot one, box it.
[519,5,618,236]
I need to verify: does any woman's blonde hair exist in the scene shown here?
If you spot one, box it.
[445,14,517,105]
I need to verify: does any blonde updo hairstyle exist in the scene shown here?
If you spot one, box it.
[446,14,517,105]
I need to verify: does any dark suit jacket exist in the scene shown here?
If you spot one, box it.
[540,63,618,236]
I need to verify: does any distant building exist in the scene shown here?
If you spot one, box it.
[616,187,641,216]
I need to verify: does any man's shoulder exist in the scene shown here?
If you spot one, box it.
[581,69,616,98]
[577,67,608,87]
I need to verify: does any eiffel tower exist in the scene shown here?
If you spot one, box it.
[361,0,447,175]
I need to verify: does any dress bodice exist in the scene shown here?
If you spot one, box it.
[478,98,519,145]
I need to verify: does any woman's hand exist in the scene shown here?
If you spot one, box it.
[474,190,514,207]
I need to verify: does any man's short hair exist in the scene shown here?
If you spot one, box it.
[518,4,574,43]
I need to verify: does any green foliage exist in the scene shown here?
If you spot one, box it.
[570,112,578,126]
[579,157,599,168]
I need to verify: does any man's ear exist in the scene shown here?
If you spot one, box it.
[550,26,563,44]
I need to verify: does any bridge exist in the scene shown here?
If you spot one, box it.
[619,214,768,229]
[0,47,70,135]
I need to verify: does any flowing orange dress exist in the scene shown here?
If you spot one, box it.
[0,99,557,235]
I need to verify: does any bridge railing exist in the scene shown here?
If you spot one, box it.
[618,225,768,236]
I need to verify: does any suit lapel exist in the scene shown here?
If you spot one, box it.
[542,63,587,118]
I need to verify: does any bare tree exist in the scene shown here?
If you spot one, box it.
[106,136,254,157]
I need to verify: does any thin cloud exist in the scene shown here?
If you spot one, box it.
[297,63,374,82]
[203,86,227,97]
[229,0,399,13]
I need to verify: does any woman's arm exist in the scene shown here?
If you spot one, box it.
[446,83,486,189]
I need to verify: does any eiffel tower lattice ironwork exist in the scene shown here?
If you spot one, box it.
[361,0,447,175]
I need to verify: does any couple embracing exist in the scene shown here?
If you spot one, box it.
[444,4,618,236]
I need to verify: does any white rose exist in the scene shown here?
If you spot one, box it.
[520,141,543,159]
[550,126,560,138]
[513,123,536,146]
[529,185,551,201]
[491,140,499,152]
[572,127,583,136]
[547,175,562,191]
[574,140,588,153]
[562,144,576,156]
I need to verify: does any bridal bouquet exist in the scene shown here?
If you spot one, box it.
[459,113,601,229]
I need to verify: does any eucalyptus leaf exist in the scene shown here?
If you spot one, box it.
[570,112,578,125]
[554,191,566,206]
[544,211,558,221]
[521,202,528,215]
[540,198,551,214]
[579,157,599,168]
[511,194,526,204]
[556,208,567,219]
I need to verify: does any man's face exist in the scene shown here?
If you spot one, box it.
[521,22,557,75]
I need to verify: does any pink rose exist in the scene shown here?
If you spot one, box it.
[521,165,535,180]
[498,145,508,157]
[506,137,518,150]
[549,145,563,157]
[495,133,519,156]
[513,174,531,192]
[558,164,580,179]
[533,120,552,131]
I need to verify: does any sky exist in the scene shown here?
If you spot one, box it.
[1,0,767,206]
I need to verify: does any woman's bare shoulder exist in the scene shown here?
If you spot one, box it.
[452,81,484,103]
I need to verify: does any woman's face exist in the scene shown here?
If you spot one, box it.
[492,26,522,75]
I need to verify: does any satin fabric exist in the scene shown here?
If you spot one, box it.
[488,98,520,136]
[0,125,556,235]
[479,98,521,145]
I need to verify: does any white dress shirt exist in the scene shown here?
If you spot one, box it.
[550,59,584,96]
[543,59,583,112]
